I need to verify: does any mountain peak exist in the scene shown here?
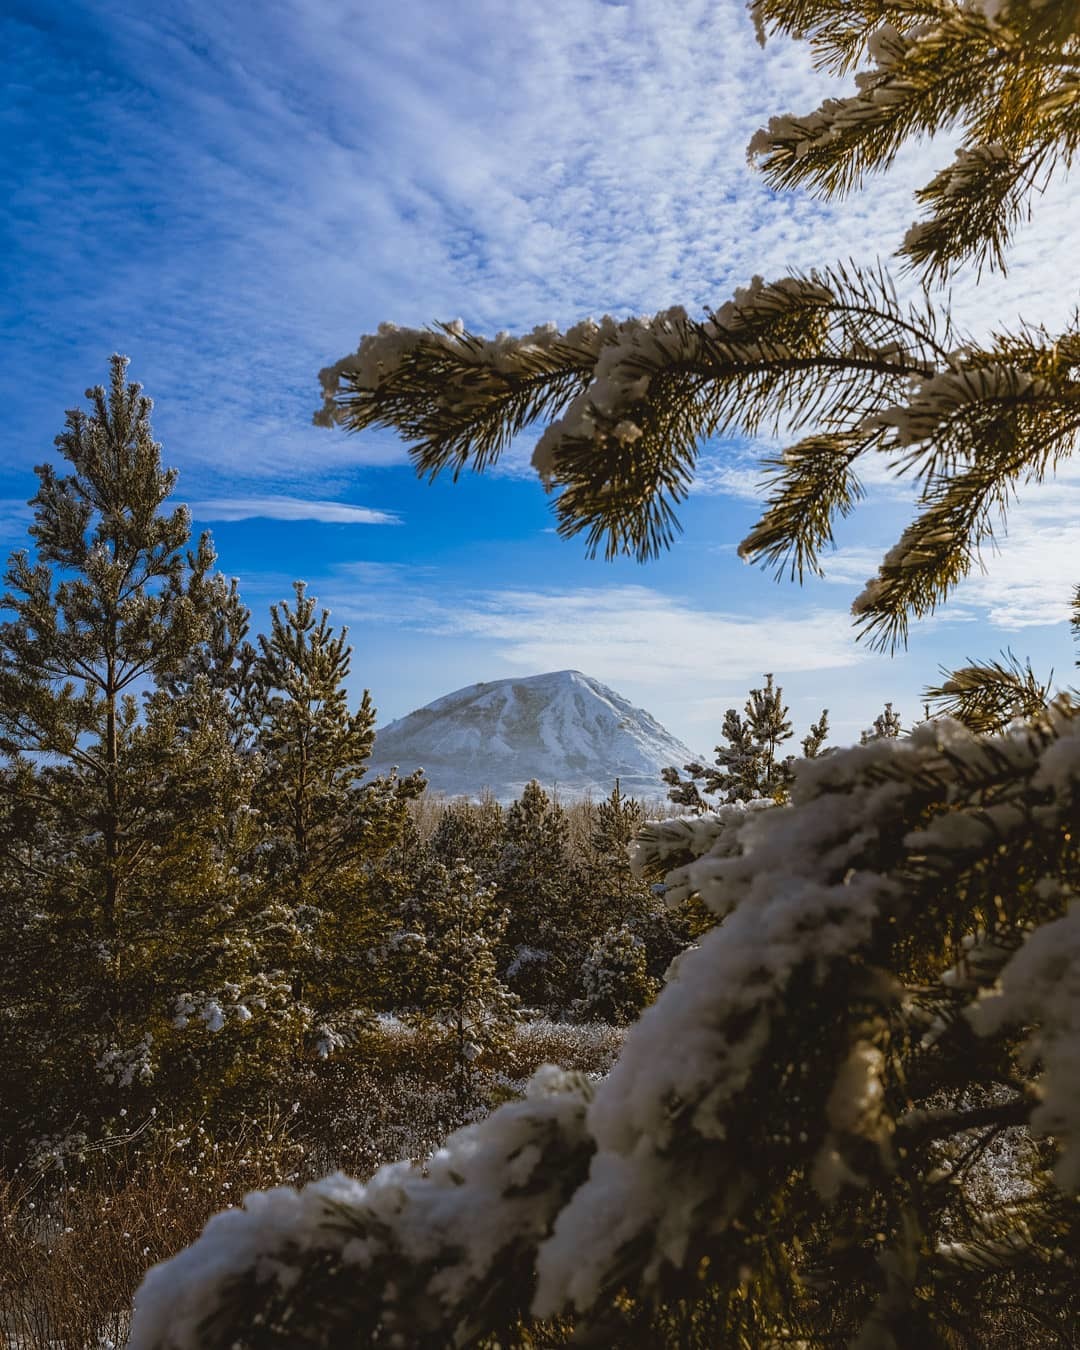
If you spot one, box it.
[478,668,586,685]
[368,671,694,802]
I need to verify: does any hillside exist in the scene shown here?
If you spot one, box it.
[366,669,696,800]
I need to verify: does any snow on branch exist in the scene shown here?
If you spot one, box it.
[629,803,772,912]
[969,890,1080,1190]
[129,1066,595,1348]
[860,363,1045,448]
[315,318,612,431]
[747,13,998,196]
[530,278,835,483]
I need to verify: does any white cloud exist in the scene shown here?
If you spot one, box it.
[814,546,883,588]
[691,448,770,502]
[189,496,401,525]
[955,519,1080,630]
[335,560,431,582]
[448,586,866,685]
[328,572,864,684]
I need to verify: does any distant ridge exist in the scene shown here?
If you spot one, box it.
[367,669,696,801]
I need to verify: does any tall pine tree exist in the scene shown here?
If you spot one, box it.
[584,779,685,992]
[495,780,580,1010]
[251,582,423,1055]
[409,860,518,1099]
[0,357,266,1154]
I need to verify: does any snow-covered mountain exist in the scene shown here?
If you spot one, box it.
[367,670,696,802]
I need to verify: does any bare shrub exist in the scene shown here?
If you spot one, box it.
[0,1020,621,1349]
[0,1111,300,1350]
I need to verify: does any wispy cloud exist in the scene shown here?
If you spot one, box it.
[327,572,865,685]
[335,560,432,583]
[691,446,770,502]
[0,498,33,541]
[189,496,401,525]
[447,586,866,686]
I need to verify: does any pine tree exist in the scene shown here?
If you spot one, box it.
[573,924,658,1025]
[410,860,518,1099]
[585,779,686,989]
[250,582,423,1055]
[801,707,830,758]
[2,356,203,993]
[495,779,580,1009]
[427,792,504,880]
[713,705,763,800]
[746,673,794,794]
[586,778,644,915]
[164,570,260,748]
[665,674,828,806]
[860,701,903,743]
[0,357,267,1153]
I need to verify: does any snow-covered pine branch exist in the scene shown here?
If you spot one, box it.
[130,708,1080,1348]
[129,1067,594,1349]
[849,346,1080,648]
[318,268,1080,643]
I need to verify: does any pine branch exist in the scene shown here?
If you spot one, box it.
[851,344,1080,649]
[901,142,1057,283]
[924,651,1054,733]
[749,14,1011,199]
[750,1,957,76]
[750,1,1080,280]
[738,432,868,581]
[319,268,949,566]
[316,320,599,479]
[318,276,1079,635]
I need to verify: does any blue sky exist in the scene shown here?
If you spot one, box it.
[4,0,1080,751]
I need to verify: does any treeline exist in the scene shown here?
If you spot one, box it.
[0,358,683,1170]
[401,780,692,1018]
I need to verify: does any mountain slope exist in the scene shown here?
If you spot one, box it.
[367,670,696,801]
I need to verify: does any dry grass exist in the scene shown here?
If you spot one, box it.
[0,1109,302,1350]
[0,1019,622,1350]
